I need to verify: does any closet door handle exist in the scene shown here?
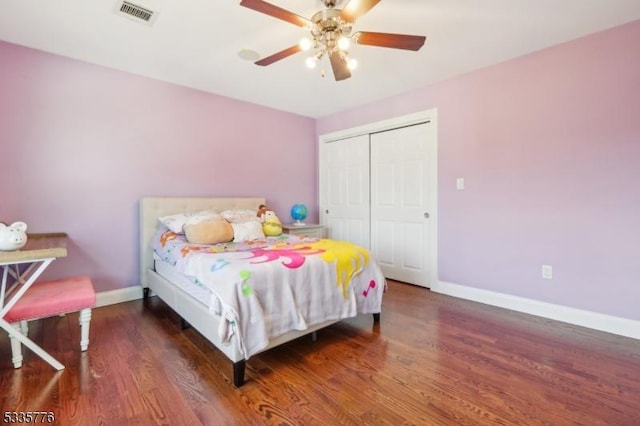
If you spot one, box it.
[424,212,430,219]
[325,209,329,214]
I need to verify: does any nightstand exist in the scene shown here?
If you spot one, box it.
[282,224,324,239]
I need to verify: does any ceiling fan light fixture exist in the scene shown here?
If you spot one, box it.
[337,36,350,51]
[347,58,358,70]
[305,57,317,69]
[299,37,312,51]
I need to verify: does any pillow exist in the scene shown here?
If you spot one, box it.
[159,210,218,234]
[184,216,234,245]
[185,210,221,225]
[158,213,190,234]
[231,221,265,242]
[220,209,262,224]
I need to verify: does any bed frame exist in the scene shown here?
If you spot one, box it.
[139,197,378,387]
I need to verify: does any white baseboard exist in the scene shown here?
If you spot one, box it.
[433,281,640,340]
[96,286,143,308]
[94,281,640,341]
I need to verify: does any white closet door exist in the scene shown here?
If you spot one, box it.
[370,122,436,287]
[320,134,370,249]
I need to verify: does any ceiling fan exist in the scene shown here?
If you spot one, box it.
[239,0,426,81]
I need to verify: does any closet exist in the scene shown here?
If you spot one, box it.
[319,110,437,288]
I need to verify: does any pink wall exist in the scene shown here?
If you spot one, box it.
[317,20,640,321]
[2,20,639,322]
[0,41,317,292]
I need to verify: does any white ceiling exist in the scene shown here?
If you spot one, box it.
[2,0,640,118]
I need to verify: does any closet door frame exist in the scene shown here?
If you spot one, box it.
[318,108,438,287]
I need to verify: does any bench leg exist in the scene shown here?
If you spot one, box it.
[79,308,92,351]
[9,323,24,368]
[19,320,29,335]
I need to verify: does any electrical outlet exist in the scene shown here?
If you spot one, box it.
[542,265,553,280]
[456,178,465,190]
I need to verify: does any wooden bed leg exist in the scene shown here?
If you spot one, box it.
[311,331,317,342]
[143,287,151,299]
[233,360,246,387]
[373,313,381,323]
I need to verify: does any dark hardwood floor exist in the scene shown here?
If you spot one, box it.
[1,280,639,425]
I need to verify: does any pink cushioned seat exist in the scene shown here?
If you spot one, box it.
[4,275,96,323]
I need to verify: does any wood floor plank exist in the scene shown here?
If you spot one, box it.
[1,280,640,425]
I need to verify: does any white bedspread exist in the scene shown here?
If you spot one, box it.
[151,228,385,358]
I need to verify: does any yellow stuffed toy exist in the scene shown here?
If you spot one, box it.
[257,205,282,236]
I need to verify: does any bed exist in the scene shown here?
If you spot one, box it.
[140,197,385,387]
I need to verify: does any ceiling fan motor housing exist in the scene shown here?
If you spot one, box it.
[310,9,352,52]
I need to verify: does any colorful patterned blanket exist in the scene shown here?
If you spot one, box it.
[151,229,385,358]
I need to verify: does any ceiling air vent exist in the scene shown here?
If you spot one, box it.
[115,1,158,26]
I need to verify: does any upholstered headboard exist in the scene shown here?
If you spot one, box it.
[139,197,265,287]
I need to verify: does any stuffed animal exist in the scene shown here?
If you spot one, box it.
[184,215,234,245]
[0,221,28,251]
[263,210,283,236]
[256,204,268,222]
[257,206,282,236]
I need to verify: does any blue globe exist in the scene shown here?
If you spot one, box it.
[290,204,308,225]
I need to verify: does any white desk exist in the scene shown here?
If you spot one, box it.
[0,233,68,370]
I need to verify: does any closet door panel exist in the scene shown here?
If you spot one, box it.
[320,134,370,249]
[371,123,435,287]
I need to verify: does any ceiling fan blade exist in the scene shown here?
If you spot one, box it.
[340,0,381,23]
[329,52,351,81]
[354,31,426,51]
[255,45,302,66]
[240,0,311,27]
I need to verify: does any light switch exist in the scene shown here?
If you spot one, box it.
[456,178,465,190]
[542,265,553,280]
